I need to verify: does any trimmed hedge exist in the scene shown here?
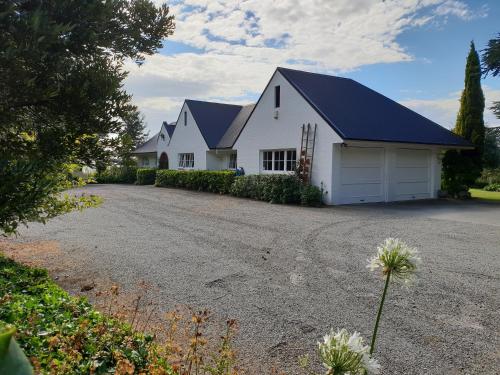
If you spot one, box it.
[95,166,137,184]
[156,170,235,194]
[230,174,323,206]
[136,168,157,185]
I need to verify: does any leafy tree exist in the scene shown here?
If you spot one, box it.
[482,33,500,120]
[483,126,500,169]
[117,107,149,168]
[442,42,485,195]
[0,0,174,234]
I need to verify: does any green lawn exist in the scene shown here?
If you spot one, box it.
[469,188,500,202]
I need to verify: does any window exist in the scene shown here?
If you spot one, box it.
[263,151,273,171]
[178,153,194,168]
[160,133,165,141]
[274,85,280,108]
[184,111,187,126]
[143,157,149,166]
[286,150,297,171]
[228,153,237,169]
[262,150,296,172]
[274,150,285,171]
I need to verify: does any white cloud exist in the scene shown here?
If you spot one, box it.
[126,0,488,132]
[400,87,500,129]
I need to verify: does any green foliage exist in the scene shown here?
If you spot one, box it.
[95,166,138,184]
[483,127,500,169]
[0,254,172,374]
[0,162,101,235]
[483,183,500,192]
[475,168,500,188]
[0,324,33,375]
[156,170,235,194]
[136,168,157,185]
[443,42,485,194]
[482,33,500,78]
[0,0,174,234]
[230,175,323,206]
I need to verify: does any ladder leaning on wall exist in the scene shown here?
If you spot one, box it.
[298,123,317,184]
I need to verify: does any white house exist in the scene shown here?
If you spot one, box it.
[134,67,472,205]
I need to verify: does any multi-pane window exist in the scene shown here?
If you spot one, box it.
[286,150,297,171]
[274,150,285,171]
[263,151,273,171]
[262,150,296,172]
[228,153,237,169]
[178,153,194,168]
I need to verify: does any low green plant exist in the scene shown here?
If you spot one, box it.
[230,174,323,206]
[136,168,157,185]
[95,166,138,184]
[155,170,235,194]
[0,254,170,374]
[483,183,500,192]
[475,168,500,188]
[0,323,33,374]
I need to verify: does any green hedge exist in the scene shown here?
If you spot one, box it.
[230,174,323,206]
[136,168,157,185]
[95,166,137,184]
[155,170,235,194]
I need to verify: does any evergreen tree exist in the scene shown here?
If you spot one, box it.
[442,42,485,195]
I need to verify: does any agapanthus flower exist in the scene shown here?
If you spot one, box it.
[367,237,420,284]
[318,328,380,375]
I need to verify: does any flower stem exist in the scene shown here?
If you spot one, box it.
[370,270,391,355]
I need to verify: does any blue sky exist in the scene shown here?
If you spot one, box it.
[124,0,500,134]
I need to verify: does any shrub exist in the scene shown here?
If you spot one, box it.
[483,183,500,192]
[136,168,157,185]
[230,174,323,206]
[0,254,171,374]
[155,170,235,194]
[95,166,137,184]
[475,168,500,188]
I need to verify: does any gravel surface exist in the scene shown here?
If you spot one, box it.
[12,184,500,374]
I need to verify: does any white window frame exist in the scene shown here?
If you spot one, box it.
[178,153,194,169]
[228,153,237,170]
[261,149,296,173]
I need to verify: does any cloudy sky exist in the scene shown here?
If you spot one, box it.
[124,0,500,135]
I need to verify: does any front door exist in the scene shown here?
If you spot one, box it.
[159,152,169,169]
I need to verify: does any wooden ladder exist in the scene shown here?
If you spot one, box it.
[298,123,317,183]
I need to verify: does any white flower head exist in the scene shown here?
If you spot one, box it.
[318,328,380,374]
[368,238,421,284]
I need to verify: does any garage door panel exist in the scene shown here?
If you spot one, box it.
[341,167,382,184]
[339,147,384,204]
[391,149,431,201]
[395,167,429,182]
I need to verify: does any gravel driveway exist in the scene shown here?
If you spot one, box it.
[9,184,500,374]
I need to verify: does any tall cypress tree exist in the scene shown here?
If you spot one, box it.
[442,42,485,195]
[454,41,485,153]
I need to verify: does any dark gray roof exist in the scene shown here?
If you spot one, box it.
[216,104,256,149]
[186,100,243,149]
[277,67,472,147]
[131,132,158,154]
[162,121,176,138]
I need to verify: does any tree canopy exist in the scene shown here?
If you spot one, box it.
[482,33,500,119]
[0,0,174,234]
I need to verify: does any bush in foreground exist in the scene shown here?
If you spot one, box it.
[136,168,157,185]
[0,254,168,374]
[155,170,235,194]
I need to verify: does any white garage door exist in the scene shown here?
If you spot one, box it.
[339,147,384,204]
[391,149,431,201]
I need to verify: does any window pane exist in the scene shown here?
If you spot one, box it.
[274,86,280,108]
[263,151,272,170]
[229,154,237,169]
[286,150,297,171]
[274,150,284,171]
